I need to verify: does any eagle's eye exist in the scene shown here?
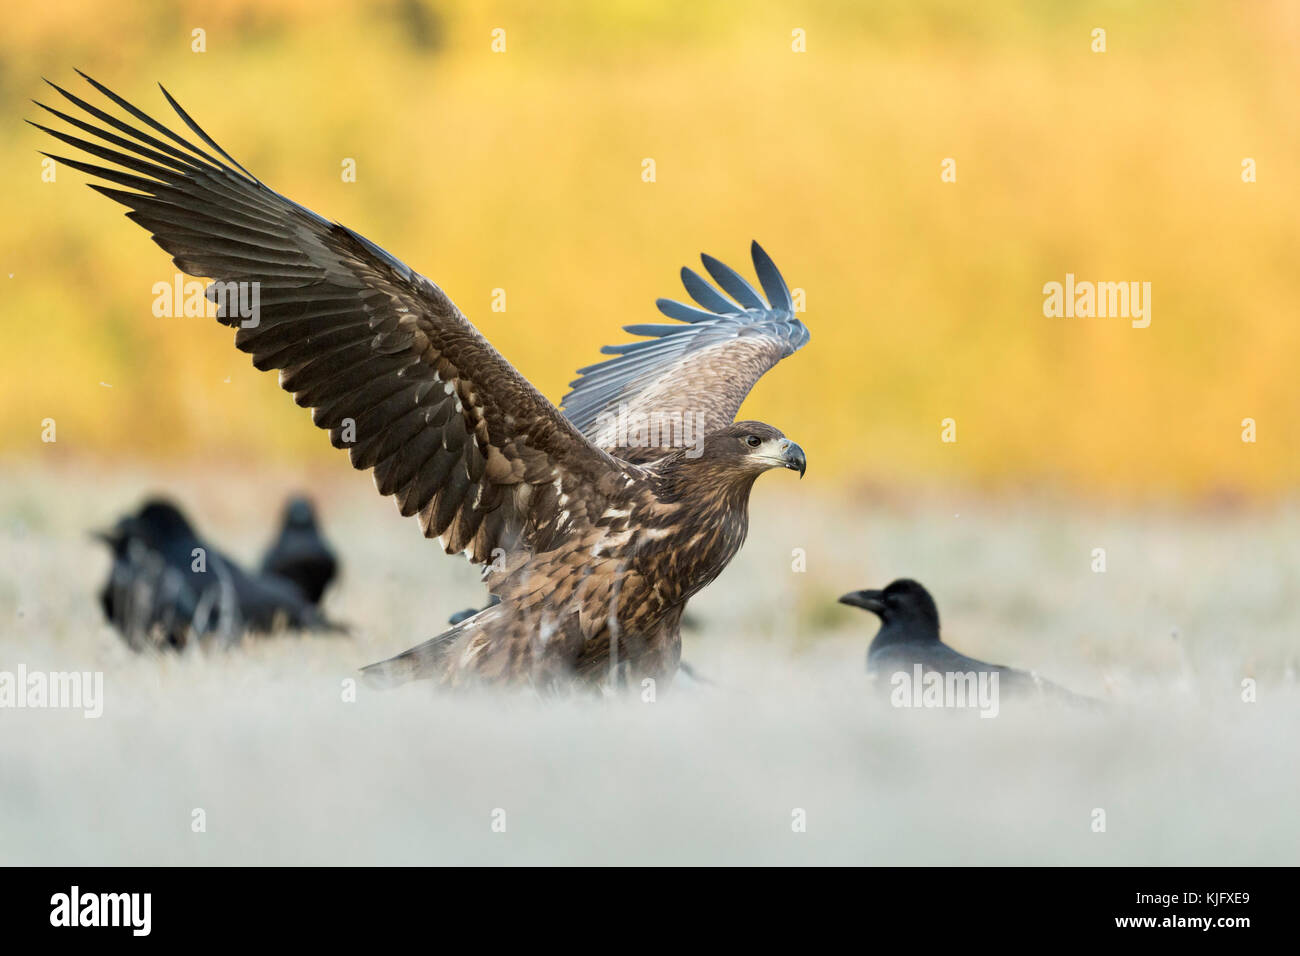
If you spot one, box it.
[745,435,762,448]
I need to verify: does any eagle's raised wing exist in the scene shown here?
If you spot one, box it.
[33,74,626,565]
[560,242,809,461]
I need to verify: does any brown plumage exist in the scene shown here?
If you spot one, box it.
[34,75,811,691]
[373,422,803,689]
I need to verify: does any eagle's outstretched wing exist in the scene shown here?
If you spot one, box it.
[560,242,809,461]
[33,74,625,564]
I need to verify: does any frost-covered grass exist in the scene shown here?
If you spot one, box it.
[1,464,1297,864]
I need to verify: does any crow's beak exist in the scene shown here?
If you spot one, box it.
[839,589,886,614]
[781,439,806,478]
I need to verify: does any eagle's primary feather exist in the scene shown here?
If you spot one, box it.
[34,75,810,691]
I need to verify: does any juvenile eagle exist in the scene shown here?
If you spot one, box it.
[35,75,811,691]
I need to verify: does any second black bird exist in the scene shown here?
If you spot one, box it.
[259,496,339,605]
[839,578,1095,706]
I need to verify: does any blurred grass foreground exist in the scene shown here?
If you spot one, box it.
[3,0,1298,502]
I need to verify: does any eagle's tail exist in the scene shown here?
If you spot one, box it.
[360,629,462,688]
[360,599,505,687]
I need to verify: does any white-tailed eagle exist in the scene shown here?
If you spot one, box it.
[34,75,811,690]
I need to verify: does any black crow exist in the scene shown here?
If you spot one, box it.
[259,496,338,605]
[839,579,1095,706]
[96,517,203,650]
[94,499,341,649]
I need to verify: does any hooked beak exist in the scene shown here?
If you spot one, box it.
[839,589,886,614]
[780,439,806,478]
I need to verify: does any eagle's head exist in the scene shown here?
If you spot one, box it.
[651,421,805,501]
[700,421,806,479]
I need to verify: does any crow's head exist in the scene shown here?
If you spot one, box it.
[282,496,319,530]
[130,499,200,548]
[839,578,940,634]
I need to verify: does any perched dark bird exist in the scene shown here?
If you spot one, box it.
[96,511,204,650]
[95,498,340,649]
[39,76,810,692]
[839,579,1095,705]
[259,496,338,605]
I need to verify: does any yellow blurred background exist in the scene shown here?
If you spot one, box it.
[3,0,1297,502]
